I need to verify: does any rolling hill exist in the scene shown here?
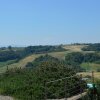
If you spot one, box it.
[0,44,100,79]
[0,44,92,72]
[0,44,100,100]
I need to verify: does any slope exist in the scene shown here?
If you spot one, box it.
[0,44,87,73]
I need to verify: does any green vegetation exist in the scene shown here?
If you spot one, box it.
[0,56,85,100]
[0,60,17,68]
[19,45,66,60]
[0,45,66,62]
[26,54,60,68]
[1,46,100,73]
[65,52,100,72]
[0,50,20,62]
[81,63,100,72]
[82,43,100,51]
[65,52,84,64]
[0,44,100,100]
[65,52,100,64]
[0,44,87,72]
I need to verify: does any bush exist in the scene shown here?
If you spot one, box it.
[82,43,100,51]
[0,59,86,100]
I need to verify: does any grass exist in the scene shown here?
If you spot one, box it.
[78,72,100,80]
[0,50,71,73]
[0,54,42,73]
[62,45,86,52]
[0,60,17,68]
[48,51,70,60]
[81,62,100,71]
[0,45,100,99]
[0,44,98,73]
[78,62,100,80]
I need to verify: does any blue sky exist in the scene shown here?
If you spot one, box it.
[0,0,100,46]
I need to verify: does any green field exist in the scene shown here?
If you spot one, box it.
[81,62,100,71]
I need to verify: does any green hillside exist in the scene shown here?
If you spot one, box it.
[0,44,100,100]
[0,44,99,73]
[0,56,85,100]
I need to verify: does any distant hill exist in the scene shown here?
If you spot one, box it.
[82,43,100,51]
[0,44,100,73]
[0,45,66,62]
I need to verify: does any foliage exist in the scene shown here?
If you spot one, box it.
[0,45,66,62]
[97,68,100,72]
[65,52,100,64]
[26,54,60,68]
[0,50,20,62]
[65,52,100,72]
[0,60,17,68]
[84,53,100,62]
[81,63,100,71]
[0,58,85,100]
[24,45,65,54]
[65,52,84,64]
[82,43,100,51]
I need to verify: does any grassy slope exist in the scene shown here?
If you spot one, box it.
[0,44,99,75]
[62,45,100,79]
[0,51,70,73]
[0,45,100,95]
[81,63,100,71]
[0,60,17,68]
[0,45,86,73]
[0,54,42,73]
[80,63,100,80]
[63,45,85,52]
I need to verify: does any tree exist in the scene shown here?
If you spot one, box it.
[65,52,84,64]
[8,46,12,51]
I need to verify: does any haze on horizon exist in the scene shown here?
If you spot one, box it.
[0,0,100,46]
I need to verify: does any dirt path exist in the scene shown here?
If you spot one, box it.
[47,92,87,100]
[0,95,14,100]
[67,92,87,100]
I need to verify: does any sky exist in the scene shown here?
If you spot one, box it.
[0,0,100,46]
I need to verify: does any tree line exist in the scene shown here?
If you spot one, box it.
[0,45,66,62]
[82,43,100,51]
